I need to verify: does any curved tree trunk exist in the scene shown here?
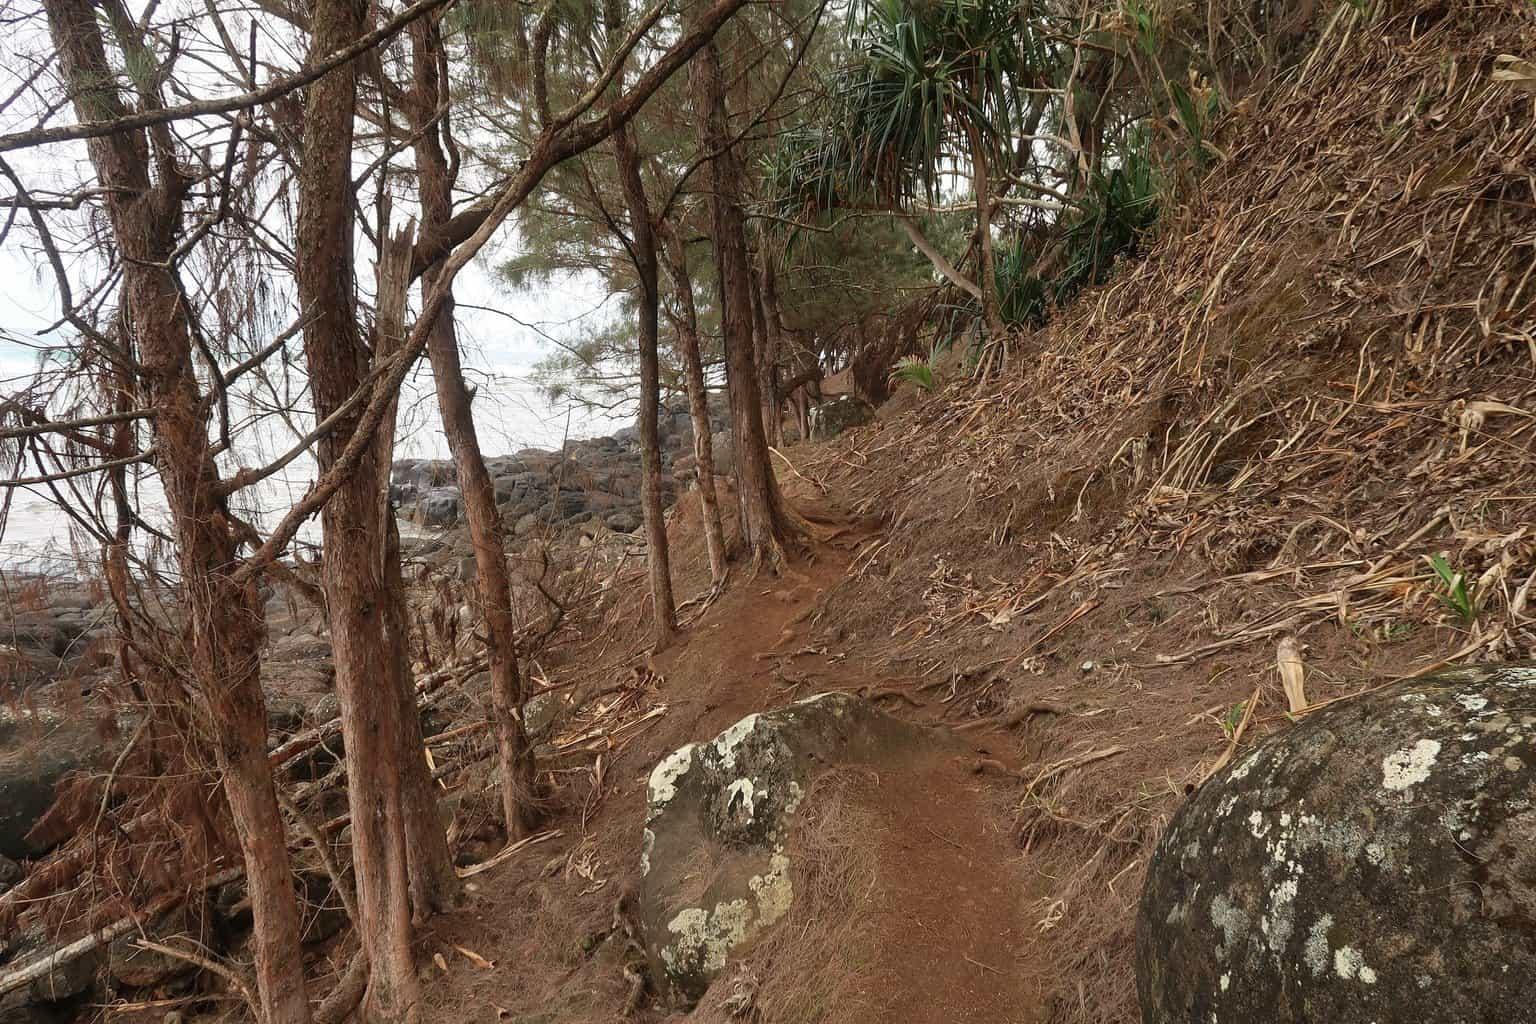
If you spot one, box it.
[409,18,539,840]
[296,1,420,1019]
[614,124,678,645]
[690,37,793,568]
[43,3,311,1023]
[658,221,728,584]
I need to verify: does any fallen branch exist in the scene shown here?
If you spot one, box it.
[1023,746,1127,798]
[455,829,563,879]
[0,867,243,999]
[1195,686,1261,789]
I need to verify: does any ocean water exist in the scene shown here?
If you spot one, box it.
[0,371,625,576]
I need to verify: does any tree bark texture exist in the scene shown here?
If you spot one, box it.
[43,3,312,1023]
[658,221,728,584]
[408,17,539,839]
[689,38,791,567]
[295,1,420,1019]
[614,124,678,643]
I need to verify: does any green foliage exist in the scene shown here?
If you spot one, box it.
[889,355,936,391]
[768,0,1055,216]
[989,134,1159,328]
[1220,700,1246,739]
[1167,71,1223,169]
[1427,554,1478,624]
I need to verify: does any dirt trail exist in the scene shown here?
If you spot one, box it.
[419,504,1038,1024]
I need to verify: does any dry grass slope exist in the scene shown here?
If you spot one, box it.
[795,2,1536,1019]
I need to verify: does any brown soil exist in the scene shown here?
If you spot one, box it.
[414,487,1042,1024]
[402,5,1535,1023]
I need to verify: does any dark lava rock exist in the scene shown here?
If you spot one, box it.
[637,692,930,1007]
[1137,663,1536,1024]
[810,397,874,440]
[415,486,463,528]
[0,708,115,860]
[106,900,217,988]
[604,511,641,534]
[5,924,103,1005]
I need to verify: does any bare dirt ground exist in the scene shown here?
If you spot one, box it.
[408,6,1535,1021]
[412,485,1046,1024]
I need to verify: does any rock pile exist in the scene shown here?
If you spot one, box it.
[391,398,732,536]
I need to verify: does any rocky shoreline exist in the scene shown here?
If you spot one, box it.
[390,397,734,538]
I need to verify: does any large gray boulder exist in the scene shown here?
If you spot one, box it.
[809,397,874,440]
[1137,663,1536,1024]
[415,486,463,528]
[637,692,928,1007]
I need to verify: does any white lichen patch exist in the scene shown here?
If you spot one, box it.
[749,852,794,927]
[783,780,805,816]
[1333,945,1378,984]
[724,778,757,823]
[1305,915,1334,976]
[649,743,697,813]
[663,899,753,976]
[1209,894,1249,959]
[1262,875,1301,951]
[1458,694,1490,714]
[1227,751,1261,783]
[712,715,762,771]
[1382,739,1441,791]
[641,827,655,876]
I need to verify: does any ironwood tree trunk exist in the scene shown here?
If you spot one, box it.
[658,221,728,583]
[615,124,678,644]
[753,248,786,448]
[374,225,461,911]
[690,37,793,568]
[408,18,539,839]
[43,3,312,1023]
[295,0,421,1018]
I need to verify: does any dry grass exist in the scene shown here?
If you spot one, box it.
[792,2,1536,1020]
[691,770,883,1024]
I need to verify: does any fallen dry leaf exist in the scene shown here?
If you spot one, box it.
[454,944,495,970]
[1277,636,1306,714]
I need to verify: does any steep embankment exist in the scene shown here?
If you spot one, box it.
[787,3,1536,1019]
[411,5,1533,1023]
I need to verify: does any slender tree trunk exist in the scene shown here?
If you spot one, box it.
[615,126,677,643]
[690,38,793,568]
[296,1,419,1019]
[967,119,1007,342]
[44,4,311,1023]
[375,225,460,910]
[754,246,786,448]
[409,19,538,840]
[658,222,728,584]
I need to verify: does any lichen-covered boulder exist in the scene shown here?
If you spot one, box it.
[637,693,928,1006]
[1137,664,1536,1023]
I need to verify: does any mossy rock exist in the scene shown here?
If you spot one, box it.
[1137,664,1536,1023]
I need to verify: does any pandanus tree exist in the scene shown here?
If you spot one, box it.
[770,0,1053,341]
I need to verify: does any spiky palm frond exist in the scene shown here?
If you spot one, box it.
[767,0,1055,219]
